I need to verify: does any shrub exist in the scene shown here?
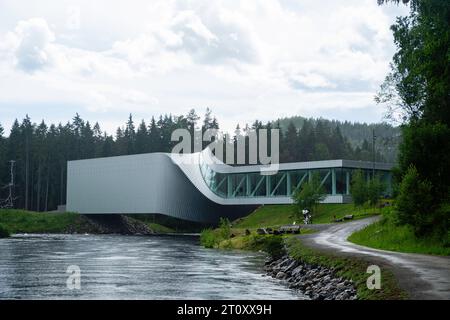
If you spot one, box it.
[200,229,218,248]
[396,165,436,237]
[218,217,231,240]
[248,235,286,259]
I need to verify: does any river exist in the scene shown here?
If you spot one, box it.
[0,234,304,299]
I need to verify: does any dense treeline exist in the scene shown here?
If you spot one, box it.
[0,108,388,212]
[277,116,400,163]
[273,118,386,162]
[377,0,449,239]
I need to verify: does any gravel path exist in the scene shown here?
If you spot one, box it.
[299,217,450,300]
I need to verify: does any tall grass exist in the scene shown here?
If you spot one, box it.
[348,211,450,256]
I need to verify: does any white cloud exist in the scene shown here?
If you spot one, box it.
[0,0,409,134]
[8,18,55,73]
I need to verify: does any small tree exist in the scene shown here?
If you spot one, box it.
[351,169,367,207]
[292,173,326,220]
[218,217,231,240]
[367,175,385,207]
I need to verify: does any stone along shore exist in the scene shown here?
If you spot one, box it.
[264,255,358,300]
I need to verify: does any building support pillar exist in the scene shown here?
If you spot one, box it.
[266,175,271,197]
[346,171,350,195]
[286,172,291,196]
[227,175,232,198]
[331,169,336,195]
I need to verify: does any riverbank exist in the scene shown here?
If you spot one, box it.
[264,253,357,300]
[200,229,406,300]
[285,237,407,300]
[199,204,408,300]
[0,209,154,235]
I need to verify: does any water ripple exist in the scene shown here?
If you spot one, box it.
[0,234,306,300]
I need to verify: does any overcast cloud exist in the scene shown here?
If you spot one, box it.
[0,0,409,134]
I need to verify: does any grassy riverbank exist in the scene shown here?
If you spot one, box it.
[0,209,86,234]
[348,208,450,256]
[285,237,407,300]
[0,209,172,235]
[200,226,407,300]
[199,203,407,300]
[200,203,383,249]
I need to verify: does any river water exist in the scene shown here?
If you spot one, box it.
[0,234,304,300]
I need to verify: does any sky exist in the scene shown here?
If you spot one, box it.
[0,0,409,135]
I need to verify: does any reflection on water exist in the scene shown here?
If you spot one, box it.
[0,234,305,300]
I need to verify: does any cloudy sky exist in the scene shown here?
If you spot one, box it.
[0,0,409,135]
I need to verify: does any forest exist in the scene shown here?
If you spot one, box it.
[0,108,395,212]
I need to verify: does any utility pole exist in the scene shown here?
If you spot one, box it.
[1,160,16,209]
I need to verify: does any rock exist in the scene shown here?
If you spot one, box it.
[291,265,303,277]
[281,260,298,273]
[264,254,357,301]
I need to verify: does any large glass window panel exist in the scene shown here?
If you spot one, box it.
[231,173,247,197]
[316,169,332,194]
[248,172,266,197]
[270,172,287,196]
[214,173,228,197]
[289,170,308,193]
[335,168,347,195]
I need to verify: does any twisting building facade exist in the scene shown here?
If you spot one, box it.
[66,149,393,223]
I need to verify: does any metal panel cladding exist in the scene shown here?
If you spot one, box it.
[66,153,256,223]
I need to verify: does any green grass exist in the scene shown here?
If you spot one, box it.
[286,237,408,300]
[147,223,176,234]
[348,214,450,256]
[0,223,10,238]
[233,203,381,229]
[0,209,83,234]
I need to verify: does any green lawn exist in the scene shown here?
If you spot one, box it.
[233,203,381,229]
[348,214,450,256]
[0,209,81,234]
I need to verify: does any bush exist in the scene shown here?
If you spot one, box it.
[351,170,385,207]
[398,122,450,204]
[218,217,231,240]
[0,224,10,238]
[200,218,232,249]
[248,235,286,259]
[200,228,218,248]
[396,165,437,237]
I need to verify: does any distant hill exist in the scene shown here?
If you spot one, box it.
[275,116,401,163]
